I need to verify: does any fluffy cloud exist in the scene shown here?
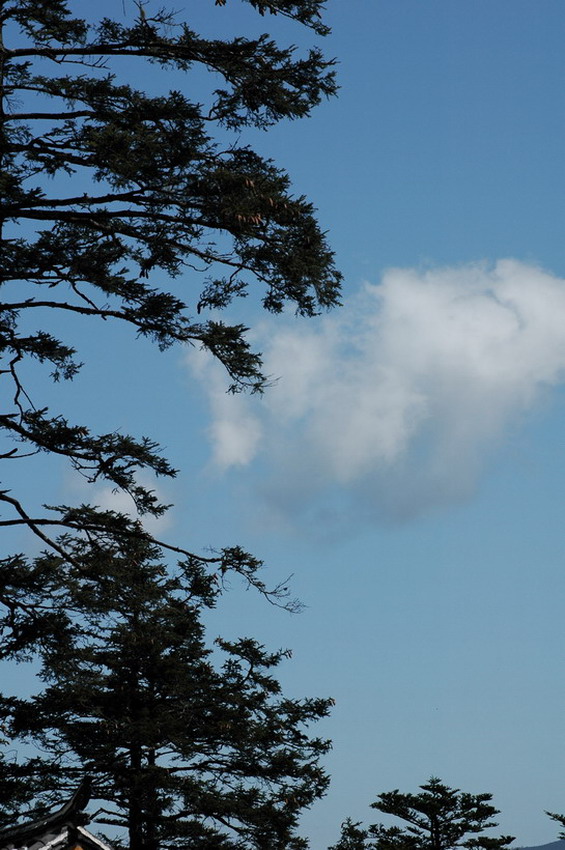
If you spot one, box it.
[188,260,565,524]
[190,346,264,468]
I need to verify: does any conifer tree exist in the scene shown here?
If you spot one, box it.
[329,818,369,850]
[0,2,339,840]
[546,809,565,839]
[1,529,332,850]
[0,0,341,555]
[0,0,340,836]
[330,779,514,850]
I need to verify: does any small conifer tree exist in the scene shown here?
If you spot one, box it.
[330,778,514,850]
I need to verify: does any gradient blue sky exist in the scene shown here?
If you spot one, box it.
[8,1,565,847]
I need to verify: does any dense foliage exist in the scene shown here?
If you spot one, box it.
[0,534,332,850]
[330,778,515,850]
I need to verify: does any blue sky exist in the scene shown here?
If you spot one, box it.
[8,1,565,847]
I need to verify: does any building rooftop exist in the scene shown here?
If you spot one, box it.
[0,779,113,850]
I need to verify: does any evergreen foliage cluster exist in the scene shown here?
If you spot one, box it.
[0,0,341,552]
[1,534,332,849]
[330,779,515,850]
[0,1,339,847]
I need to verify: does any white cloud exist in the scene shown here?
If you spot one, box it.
[187,260,565,525]
[190,347,263,469]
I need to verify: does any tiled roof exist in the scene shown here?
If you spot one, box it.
[0,780,114,850]
[1,824,114,850]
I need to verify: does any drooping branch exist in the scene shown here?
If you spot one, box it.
[0,492,301,612]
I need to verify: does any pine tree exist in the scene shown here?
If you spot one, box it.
[329,779,514,850]
[370,778,514,850]
[329,819,370,850]
[0,0,341,554]
[0,5,339,840]
[1,529,332,850]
